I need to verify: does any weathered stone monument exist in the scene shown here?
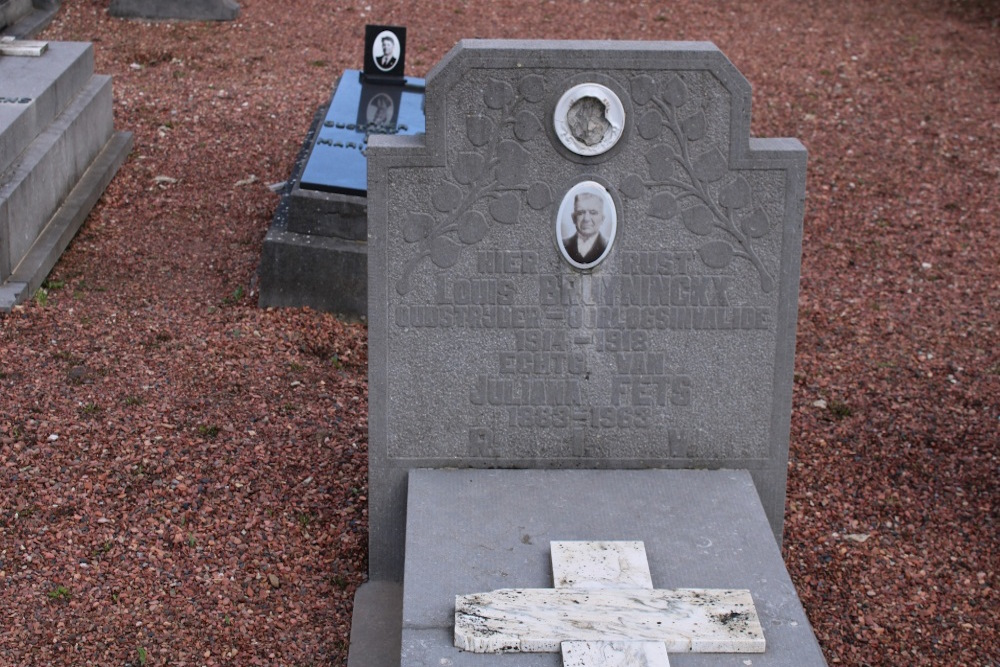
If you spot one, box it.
[109,0,239,22]
[0,39,132,311]
[0,1,59,39]
[258,25,425,316]
[352,40,824,666]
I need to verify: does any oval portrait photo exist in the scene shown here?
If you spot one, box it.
[555,181,618,270]
[372,30,400,72]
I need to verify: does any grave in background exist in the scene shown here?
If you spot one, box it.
[259,25,424,317]
[0,0,60,38]
[109,0,239,21]
[0,40,132,311]
[351,40,824,666]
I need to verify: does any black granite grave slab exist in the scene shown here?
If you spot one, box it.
[298,69,425,196]
[257,70,426,316]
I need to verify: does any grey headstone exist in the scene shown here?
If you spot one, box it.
[0,1,60,39]
[0,0,32,30]
[0,41,131,310]
[367,40,806,582]
[109,0,239,21]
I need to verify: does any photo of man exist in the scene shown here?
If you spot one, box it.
[557,181,617,269]
[374,31,399,71]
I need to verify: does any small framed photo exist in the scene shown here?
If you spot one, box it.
[364,25,406,80]
[556,180,618,270]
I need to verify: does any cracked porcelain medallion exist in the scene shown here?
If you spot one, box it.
[553,83,625,156]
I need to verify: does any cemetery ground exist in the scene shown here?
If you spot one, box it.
[0,0,995,665]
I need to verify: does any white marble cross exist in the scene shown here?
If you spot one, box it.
[0,36,48,57]
[455,541,765,667]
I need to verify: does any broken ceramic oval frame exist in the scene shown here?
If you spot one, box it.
[553,83,626,157]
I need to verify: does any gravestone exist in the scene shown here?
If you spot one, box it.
[0,0,59,38]
[109,0,239,21]
[0,0,33,30]
[353,40,822,666]
[258,27,425,316]
[0,40,132,310]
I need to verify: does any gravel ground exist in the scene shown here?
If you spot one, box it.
[1,0,997,665]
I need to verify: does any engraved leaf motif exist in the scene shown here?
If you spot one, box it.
[432,181,463,213]
[457,210,489,244]
[466,114,494,147]
[681,110,707,141]
[484,79,515,110]
[682,205,715,236]
[454,152,485,185]
[402,212,435,243]
[518,74,546,103]
[698,240,734,269]
[718,176,752,209]
[637,110,663,140]
[648,192,679,220]
[395,273,413,296]
[431,236,462,268]
[692,147,728,183]
[527,182,553,210]
[743,207,770,238]
[489,193,520,224]
[513,110,542,142]
[662,75,688,107]
[620,174,646,200]
[645,144,676,182]
[496,140,530,187]
[630,75,656,105]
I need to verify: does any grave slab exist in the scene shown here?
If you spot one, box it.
[0,0,31,31]
[258,71,425,316]
[109,0,239,21]
[297,70,425,198]
[0,40,94,176]
[0,39,130,310]
[393,468,825,667]
[1,74,113,276]
[0,1,61,39]
[257,105,368,316]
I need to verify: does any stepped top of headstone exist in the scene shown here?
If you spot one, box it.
[1,41,93,176]
[366,40,806,581]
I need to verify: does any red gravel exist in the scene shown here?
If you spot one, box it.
[1,1,997,665]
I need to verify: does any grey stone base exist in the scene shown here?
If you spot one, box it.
[2,73,113,274]
[0,40,130,311]
[257,104,369,318]
[109,0,239,21]
[347,581,403,667]
[0,0,60,38]
[0,131,131,312]
[257,223,367,317]
[0,0,33,30]
[348,469,826,667]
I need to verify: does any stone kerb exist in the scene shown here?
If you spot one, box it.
[109,0,239,21]
[367,40,806,582]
